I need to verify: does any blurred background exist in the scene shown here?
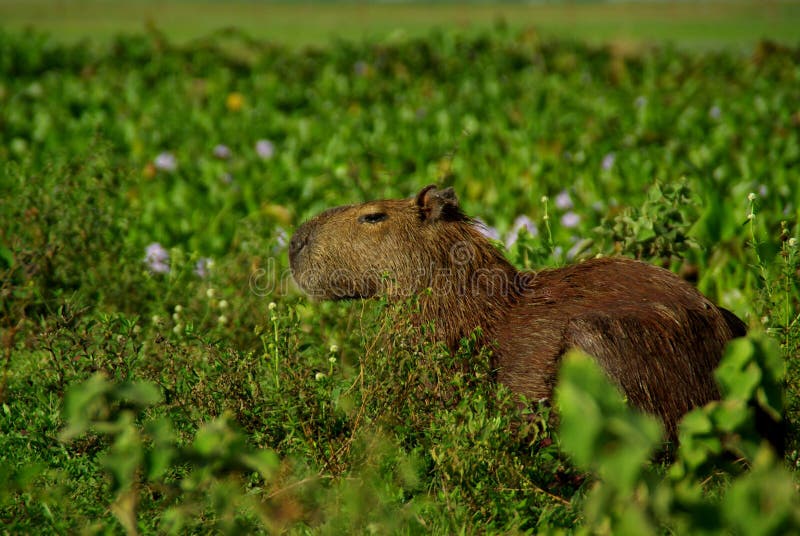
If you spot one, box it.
[2,0,798,50]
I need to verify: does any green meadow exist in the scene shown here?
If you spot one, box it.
[1,1,800,533]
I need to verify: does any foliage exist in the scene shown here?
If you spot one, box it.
[595,179,701,262]
[1,27,799,533]
[557,334,799,536]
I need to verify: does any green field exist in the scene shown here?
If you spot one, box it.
[2,4,800,534]
[2,0,800,48]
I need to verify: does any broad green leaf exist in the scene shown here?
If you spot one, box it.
[115,381,162,407]
[556,350,662,491]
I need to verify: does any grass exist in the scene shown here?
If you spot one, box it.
[1,14,799,534]
[1,0,799,49]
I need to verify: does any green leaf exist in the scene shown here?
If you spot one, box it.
[556,350,662,491]
[715,334,784,421]
[674,408,722,473]
[715,338,760,400]
[192,415,245,459]
[144,418,177,481]
[98,413,143,492]
[115,381,162,407]
[59,373,112,441]
[240,450,280,479]
[722,447,800,535]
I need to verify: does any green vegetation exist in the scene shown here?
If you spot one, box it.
[1,22,799,533]
[1,0,799,49]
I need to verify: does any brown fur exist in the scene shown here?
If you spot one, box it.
[289,185,745,439]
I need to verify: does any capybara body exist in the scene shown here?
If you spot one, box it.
[289,185,746,439]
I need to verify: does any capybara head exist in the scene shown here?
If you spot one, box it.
[290,185,517,301]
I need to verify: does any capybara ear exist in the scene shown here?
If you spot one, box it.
[416,185,460,222]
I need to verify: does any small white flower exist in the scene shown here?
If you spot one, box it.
[218,299,228,309]
[256,139,275,160]
[206,288,216,299]
[172,312,180,322]
[329,356,337,364]
[195,258,212,278]
[748,192,757,201]
[268,302,277,311]
[275,228,288,249]
[555,190,573,210]
[151,315,161,325]
[315,372,326,381]
[601,152,616,171]
[788,238,798,247]
[147,261,169,274]
[174,305,183,313]
[540,195,549,204]
[329,344,339,353]
[144,242,170,274]
[173,323,183,334]
[213,144,232,159]
[146,242,169,262]
[154,152,178,172]
[217,315,228,325]
[561,211,581,229]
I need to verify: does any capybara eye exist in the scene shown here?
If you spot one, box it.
[358,212,388,224]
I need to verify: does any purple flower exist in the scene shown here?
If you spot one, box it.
[475,219,500,241]
[758,184,768,197]
[149,262,171,274]
[194,257,212,278]
[255,139,275,160]
[602,152,616,171]
[709,105,721,120]
[154,152,177,172]
[213,144,232,159]
[555,190,573,210]
[145,242,170,274]
[561,211,581,229]
[220,172,234,185]
[505,215,538,248]
[634,95,647,109]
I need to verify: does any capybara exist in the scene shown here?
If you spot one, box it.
[289,185,749,440]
